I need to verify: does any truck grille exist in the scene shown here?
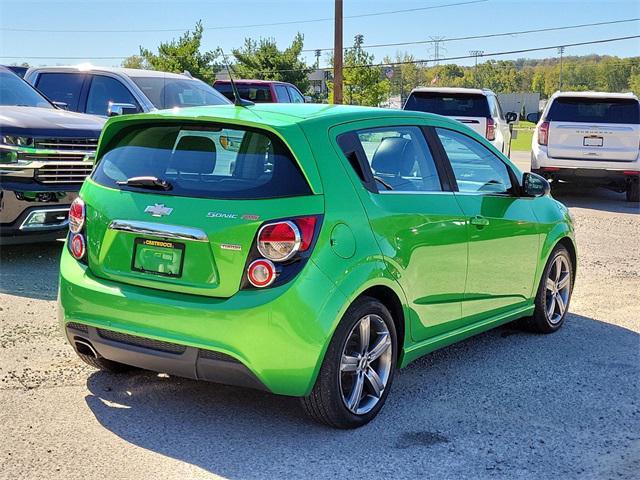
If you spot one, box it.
[34,137,98,151]
[34,163,93,184]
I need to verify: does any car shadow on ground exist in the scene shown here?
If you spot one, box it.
[551,182,639,215]
[84,313,639,479]
[0,240,62,300]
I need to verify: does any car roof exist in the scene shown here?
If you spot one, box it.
[105,103,451,129]
[215,79,292,86]
[550,90,639,101]
[409,87,492,96]
[26,65,194,80]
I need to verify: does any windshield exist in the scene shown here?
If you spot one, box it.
[547,97,640,124]
[0,70,53,108]
[93,123,311,200]
[130,76,229,109]
[404,92,490,117]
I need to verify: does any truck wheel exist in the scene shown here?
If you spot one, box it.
[301,297,397,429]
[626,180,639,203]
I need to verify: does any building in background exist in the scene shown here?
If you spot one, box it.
[497,93,541,119]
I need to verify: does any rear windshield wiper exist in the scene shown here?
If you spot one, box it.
[116,176,172,191]
[373,176,394,191]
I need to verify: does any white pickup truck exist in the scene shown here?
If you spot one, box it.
[530,91,640,202]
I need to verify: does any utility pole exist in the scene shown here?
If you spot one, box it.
[469,50,484,87]
[314,49,321,69]
[557,46,565,89]
[333,0,343,104]
[429,36,446,65]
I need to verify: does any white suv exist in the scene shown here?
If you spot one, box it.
[530,91,640,202]
[404,87,517,156]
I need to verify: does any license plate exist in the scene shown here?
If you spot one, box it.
[583,136,603,147]
[132,238,185,278]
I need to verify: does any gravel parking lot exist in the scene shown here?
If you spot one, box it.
[1,152,638,480]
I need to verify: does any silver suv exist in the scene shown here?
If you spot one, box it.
[529,91,640,202]
[25,66,230,117]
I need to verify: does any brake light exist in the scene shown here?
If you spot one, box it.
[485,118,496,141]
[247,259,276,288]
[68,197,85,233]
[69,233,86,260]
[257,216,318,262]
[538,121,550,146]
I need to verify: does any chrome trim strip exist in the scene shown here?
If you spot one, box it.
[19,208,70,230]
[108,220,208,242]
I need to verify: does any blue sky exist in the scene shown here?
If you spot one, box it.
[0,0,638,68]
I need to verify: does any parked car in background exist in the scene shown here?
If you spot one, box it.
[529,91,640,202]
[59,103,576,428]
[0,66,104,244]
[24,66,230,117]
[213,79,306,103]
[404,87,517,156]
[3,65,28,78]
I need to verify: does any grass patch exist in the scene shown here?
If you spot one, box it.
[510,120,536,152]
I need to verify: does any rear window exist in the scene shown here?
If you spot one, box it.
[547,97,640,124]
[214,83,273,102]
[404,92,490,117]
[92,123,311,200]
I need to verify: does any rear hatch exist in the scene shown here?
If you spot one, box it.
[84,120,321,298]
[404,91,489,137]
[546,96,640,162]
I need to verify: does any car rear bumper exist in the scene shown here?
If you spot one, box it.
[58,249,346,396]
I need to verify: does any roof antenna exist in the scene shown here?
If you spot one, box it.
[220,50,253,107]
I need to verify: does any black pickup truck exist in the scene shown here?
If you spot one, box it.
[0,67,104,244]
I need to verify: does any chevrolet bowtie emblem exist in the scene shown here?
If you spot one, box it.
[144,204,173,217]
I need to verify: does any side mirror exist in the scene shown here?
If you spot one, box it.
[526,112,540,123]
[107,102,138,117]
[52,101,68,110]
[522,172,550,197]
[505,111,518,123]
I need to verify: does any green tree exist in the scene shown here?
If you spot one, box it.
[121,55,147,69]
[136,21,221,84]
[232,33,311,93]
[383,53,425,101]
[330,34,390,106]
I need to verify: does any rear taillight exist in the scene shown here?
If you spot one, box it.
[485,118,496,141]
[245,215,321,289]
[538,121,550,146]
[68,196,87,263]
[247,259,276,288]
[69,233,86,260]
[69,197,85,233]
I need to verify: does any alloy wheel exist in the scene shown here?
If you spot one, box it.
[545,255,571,324]
[339,314,393,415]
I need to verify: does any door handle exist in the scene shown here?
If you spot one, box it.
[470,215,490,227]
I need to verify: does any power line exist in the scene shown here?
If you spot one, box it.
[0,0,488,33]
[301,17,640,52]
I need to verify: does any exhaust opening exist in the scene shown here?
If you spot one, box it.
[74,338,98,358]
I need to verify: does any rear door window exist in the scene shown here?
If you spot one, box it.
[93,123,311,199]
[547,97,640,124]
[274,85,290,102]
[35,73,86,111]
[404,92,491,117]
[86,75,139,116]
[339,126,443,192]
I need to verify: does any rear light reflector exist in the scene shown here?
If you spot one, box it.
[541,167,560,172]
[257,221,301,262]
[247,259,276,288]
[70,233,86,260]
[538,121,550,146]
[485,118,496,141]
[623,171,640,175]
[69,197,85,234]
[292,216,317,251]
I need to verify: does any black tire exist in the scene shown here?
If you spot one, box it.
[521,245,573,333]
[77,352,134,373]
[626,180,639,203]
[301,296,398,429]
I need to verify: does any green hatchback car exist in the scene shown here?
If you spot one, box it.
[59,103,576,428]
